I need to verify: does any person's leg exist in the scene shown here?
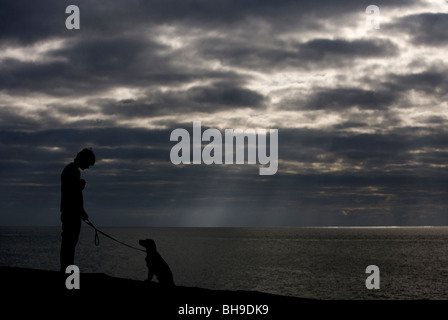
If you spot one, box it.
[60,214,81,272]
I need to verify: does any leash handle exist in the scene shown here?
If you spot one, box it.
[84,219,100,246]
[83,219,145,252]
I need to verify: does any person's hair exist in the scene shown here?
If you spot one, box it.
[75,148,95,166]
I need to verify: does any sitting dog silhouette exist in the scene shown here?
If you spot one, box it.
[139,239,175,286]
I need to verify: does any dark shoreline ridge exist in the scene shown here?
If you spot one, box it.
[1,266,445,318]
[2,266,311,318]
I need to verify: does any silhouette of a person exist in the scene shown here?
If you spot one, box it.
[60,148,95,272]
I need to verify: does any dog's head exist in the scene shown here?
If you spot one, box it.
[139,238,157,252]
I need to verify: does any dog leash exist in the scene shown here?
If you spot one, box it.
[83,219,146,253]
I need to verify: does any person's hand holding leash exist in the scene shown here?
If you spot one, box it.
[81,210,89,221]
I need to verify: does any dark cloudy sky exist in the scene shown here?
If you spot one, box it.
[0,0,447,226]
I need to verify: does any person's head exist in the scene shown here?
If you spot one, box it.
[74,148,95,170]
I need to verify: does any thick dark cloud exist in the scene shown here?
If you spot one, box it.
[283,87,398,111]
[389,13,448,47]
[0,0,421,45]
[0,32,255,97]
[0,1,69,45]
[198,38,398,71]
[278,126,448,175]
[386,69,448,96]
[0,106,42,130]
[298,38,398,61]
[188,82,265,107]
[0,36,191,96]
[100,81,266,117]
[279,67,448,113]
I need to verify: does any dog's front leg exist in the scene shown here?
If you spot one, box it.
[147,267,154,282]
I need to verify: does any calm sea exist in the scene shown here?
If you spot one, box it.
[1,226,448,300]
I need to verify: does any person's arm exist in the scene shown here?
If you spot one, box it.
[80,178,86,190]
[61,165,88,218]
[80,210,89,221]
[79,178,89,220]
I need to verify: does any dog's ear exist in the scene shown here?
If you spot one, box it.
[147,239,157,251]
